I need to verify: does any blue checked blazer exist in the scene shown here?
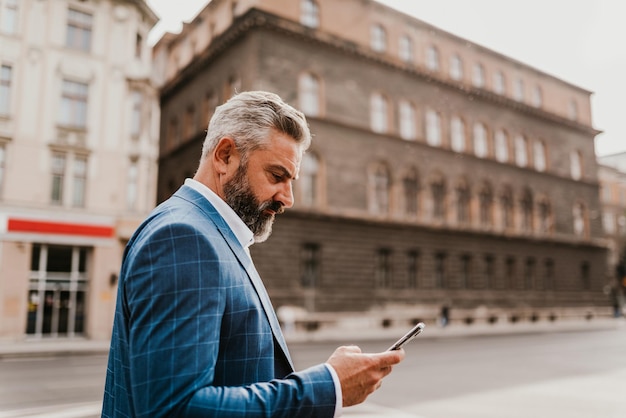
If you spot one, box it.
[102,185,336,418]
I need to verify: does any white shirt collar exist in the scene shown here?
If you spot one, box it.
[184,178,255,251]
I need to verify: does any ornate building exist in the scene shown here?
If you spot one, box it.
[153,0,608,324]
[0,0,159,341]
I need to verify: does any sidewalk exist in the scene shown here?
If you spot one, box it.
[1,316,623,359]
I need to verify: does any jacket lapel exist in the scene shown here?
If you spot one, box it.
[174,186,295,372]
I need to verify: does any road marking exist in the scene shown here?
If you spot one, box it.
[0,402,101,418]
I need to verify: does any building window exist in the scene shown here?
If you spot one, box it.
[532,85,543,108]
[425,109,441,146]
[573,202,586,237]
[66,8,93,52]
[603,212,616,234]
[538,199,552,234]
[505,257,516,289]
[580,261,590,290]
[500,187,514,230]
[460,254,471,288]
[456,183,470,224]
[0,142,5,197]
[201,91,217,129]
[72,155,87,208]
[167,117,180,149]
[301,243,320,288]
[472,63,485,88]
[520,189,533,232]
[135,33,143,59]
[431,179,446,220]
[300,0,319,29]
[473,122,488,158]
[299,72,321,117]
[434,252,446,288]
[450,116,466,153]
[27,245,89,337]
[126,160,138,210]
[59,80,88,128]
[398,100,416,140]
[568,99,578,121]
[369,163,390,215]
[570,150,582,180]
[403,170,419,216]
[544,259,555,290]
[533,140,546,172]
[375,248,392,288]
[51,153,66,205]
[494,129,508,163]
[479,183,493,226]
[183,105,196,140]
[399,35,413,63]
[514,135,528,167]
[524,258,536,289]
[1,0,18,34]
[484,255,495,289]
[449,54,463,81]
[370,92,388,134]
[493,71,505,95]
[370,24,386,52]
[407,250,419,289]
[130,90,142,137]
[513,78,524,102]
[426,45,440,71]
[299,152,319,208]
[0,64,11,116]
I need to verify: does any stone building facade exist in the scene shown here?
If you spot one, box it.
[0,0,159,341]
[153,0,608,322]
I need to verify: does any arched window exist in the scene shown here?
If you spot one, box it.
[500,186,514,230]
[370,24,386,52]
[538,198,552,234]
[514,134,528,167]
[425,109,441,146]
[299,72,321,117]
[532,85,543,108]
[456,181,471,224]
[479,182,493,227]
[570,150,582,180]
[402,168,419,216]
[472,63,485,88]
[493,71,506,95]
[450,116,466,152]
[300,0,319,28]
[568,99,578,121]
[370,92,388,134]
[573,202,587,237]
[299,152,320,207]
[431,176,446,220]
[399,35,413,63]
[533,140,547,172]
[520,189,533,232]
[426,45,440,71]
[494,129,509,163]
[369,163,390,215]
[449,54,463,81]
[398,100,416,140]
[473,122,488,158]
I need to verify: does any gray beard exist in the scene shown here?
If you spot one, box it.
[223,164,283,243]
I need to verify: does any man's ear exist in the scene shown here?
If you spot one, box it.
[213,137,240,174]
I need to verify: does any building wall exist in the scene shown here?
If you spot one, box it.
[0,0,159,341]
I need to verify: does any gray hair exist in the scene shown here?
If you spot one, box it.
[200,91,311,161]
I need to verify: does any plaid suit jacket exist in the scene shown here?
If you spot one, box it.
[102,185,336,417]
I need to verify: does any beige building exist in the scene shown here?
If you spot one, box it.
[598,152,626,273]
[0,0,159,341]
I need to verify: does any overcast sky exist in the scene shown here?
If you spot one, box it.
[147,0,626,157]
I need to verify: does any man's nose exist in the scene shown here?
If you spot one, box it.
[277,181,294,209]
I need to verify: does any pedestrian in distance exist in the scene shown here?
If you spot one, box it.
[102,91,405,418]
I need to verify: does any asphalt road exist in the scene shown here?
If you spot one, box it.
[1,327,625,417]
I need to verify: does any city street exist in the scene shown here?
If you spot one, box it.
[0,327,625,417]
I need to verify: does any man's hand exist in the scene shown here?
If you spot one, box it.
[326,345,405,407]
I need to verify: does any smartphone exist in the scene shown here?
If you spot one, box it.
[387,322,425,351]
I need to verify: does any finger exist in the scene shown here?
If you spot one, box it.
[371,348,405,365]
[340,345,362,354]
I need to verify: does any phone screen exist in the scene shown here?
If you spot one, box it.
[387,322,425,351]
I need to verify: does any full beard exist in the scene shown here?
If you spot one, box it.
[223,164,284,243]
